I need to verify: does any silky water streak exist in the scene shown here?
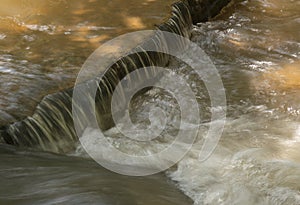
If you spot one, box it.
[72,30,226,176]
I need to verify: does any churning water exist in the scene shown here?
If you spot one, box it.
[169,0,300,204]
[1,0,300,204]
[76,0,300,204]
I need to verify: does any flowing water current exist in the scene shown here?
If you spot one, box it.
[1,0,300,204]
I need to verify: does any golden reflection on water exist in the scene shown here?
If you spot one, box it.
[262,61,300,90]
[0,0,175,48]
[251,60,300,118]
[0,0,176,124]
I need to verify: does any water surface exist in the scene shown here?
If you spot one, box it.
[1,0,300,204]
[0,0,175,125]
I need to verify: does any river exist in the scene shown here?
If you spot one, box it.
[1,0,300,204]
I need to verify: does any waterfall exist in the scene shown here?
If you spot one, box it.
[0,0,231,153]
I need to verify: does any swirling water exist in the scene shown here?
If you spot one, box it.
[78,0,300,204]
[1,0,300,204]
[169,0,300,204]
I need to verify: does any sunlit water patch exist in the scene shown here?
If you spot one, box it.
[1,0,300,204]
[167,0,300,204]
[75,0,300,204]
[0,0,176,125]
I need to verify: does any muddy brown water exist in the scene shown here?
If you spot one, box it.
[1,0,300,204]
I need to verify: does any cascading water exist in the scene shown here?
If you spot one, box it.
[1,0,299,204]
[0,0,230,153]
